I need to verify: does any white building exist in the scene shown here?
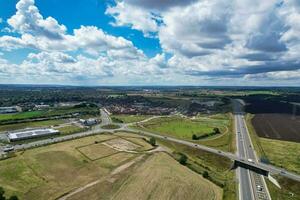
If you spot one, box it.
[79,118,98,126]
[8,128,60,142]
[0,106,21,114]
[34,104,50,110]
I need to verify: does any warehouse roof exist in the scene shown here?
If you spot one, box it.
[8,128,59,140]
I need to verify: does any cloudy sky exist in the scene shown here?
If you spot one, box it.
[0,0,300,86]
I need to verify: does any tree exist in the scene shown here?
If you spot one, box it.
[260,156,270,164]
[203,171,209,178]
[192,134,198,140]
[213,128,220,134]
[8,196,19,200]
[149,137,156,146]
[179,154,188,165]
[0,187,5,200]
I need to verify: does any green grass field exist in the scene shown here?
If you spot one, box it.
[0,119,65,132]
[57,125,86,135]
[266,176,300,200]
[101,124,120,129]
[133,115,234,152]
[137,117,215,139]
[111,114,151,123]
[0,106,99,123]
[198,114,235,152]
[259,138,300,174]
[0,111,44,121]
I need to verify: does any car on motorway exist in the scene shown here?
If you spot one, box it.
[248,158,254,163]
[280,171,286,174]
[218,150,222,153]
[257,185,263,191]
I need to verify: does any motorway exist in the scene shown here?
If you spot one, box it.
[1,107,300,185]
[99,108,112,125]
[233,99,271,200]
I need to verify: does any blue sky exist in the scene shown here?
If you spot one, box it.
[0,0,300,86]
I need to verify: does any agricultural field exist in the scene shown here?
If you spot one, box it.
[246,114,300,199]
[103,138,141,152]
[109,153,222,200]
[0,132,222,200]
[78,143,118,160]
[252,114,300,142]
[69,152,222,200]
[156,139,236,200]
[244,95,300,142]
[111,114,151,123]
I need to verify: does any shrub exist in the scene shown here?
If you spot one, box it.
[213,128,220,134]
[203,171,209,178]
[192,134,198,140]
[149,137,156,146]
[179,154,188,165]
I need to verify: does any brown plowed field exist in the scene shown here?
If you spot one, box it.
[252,114,300,143]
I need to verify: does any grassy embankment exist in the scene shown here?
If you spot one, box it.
[101,124,120,129]
[246,114,300,199]
[56,125,86,135]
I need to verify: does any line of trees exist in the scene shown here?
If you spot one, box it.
[0,187,18,200]
[192,127,220,140]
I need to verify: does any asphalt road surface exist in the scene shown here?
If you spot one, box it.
[99,108,112,125]
[233,99,271,200]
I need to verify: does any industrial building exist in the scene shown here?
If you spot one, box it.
[0,106,20,114]
[79,118,98,126]
[8,128,60,142]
